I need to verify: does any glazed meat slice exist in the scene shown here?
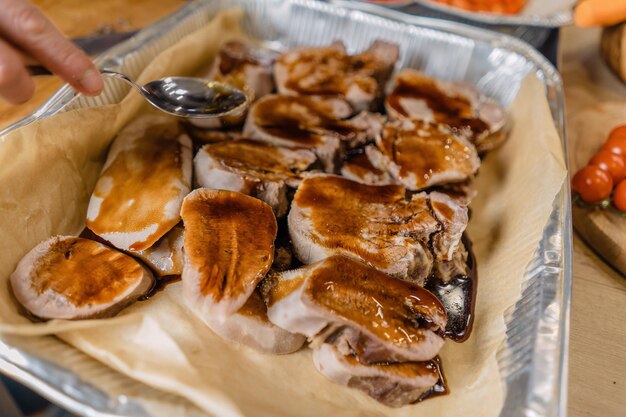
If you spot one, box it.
[341,146,394,185]
[10,236,154,320]
[386,69,507,153]
[288,175,440,283]
[181,189,277,319]
[368,120,480,191]
[275,41,399,111]
[312,343,443,407]
[132,226,184,277]
[194,140,317,217]
[263,256,447,363]
[244,95,382,172]
[200,290,306,355]
[189,41,278,130]
[86,115,192,252]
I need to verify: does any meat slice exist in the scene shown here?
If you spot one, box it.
[275,41,399,111]
[386,69,507,153]
[132,226,184,277]
[341,146,394,186]
[312,343,442,407]
[244,95,380,172]
[86,115,192,252]
[10,236,154,320]
[288,175,439,283]
[189,41,278,130]
[181,189,277,319]
[429,191,468,261]
[194,140,317,217]
[200,290,306,355]
[369,120,480,191]
[262,255,447,363]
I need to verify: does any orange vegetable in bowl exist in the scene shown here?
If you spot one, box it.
[589,150,626,183]
[572,165,614,204]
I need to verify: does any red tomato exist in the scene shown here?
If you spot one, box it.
[589,150,626,182]
[602,125,626,156]
[613,179,626,213]
[572,165,614,204]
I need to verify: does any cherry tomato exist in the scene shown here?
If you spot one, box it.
[589,150,626,183]
[572,165,613,204]
[602,125,626,156]
[613,179,626,213]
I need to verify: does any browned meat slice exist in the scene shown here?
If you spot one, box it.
[200,290,306,354]
[340,146,394,185]
[244,95,381,172]
[288,175,440,283]
[181,189,277,319]
[188,41,278,130]
[386,69,507,153]
[312,343,443,407]
[263,256,447,363]
[86,115,192,252]
[132,226,184,277]
[10,236,154,320]
[368,120,480,191]
[275,41,399,111]
[194,140,317,217]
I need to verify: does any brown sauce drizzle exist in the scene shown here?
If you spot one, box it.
[425,234,477,342]
[387,72,489,139]
[139,275,181,301]
[417,355,449,402]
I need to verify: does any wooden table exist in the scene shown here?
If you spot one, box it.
[2,2,625,416]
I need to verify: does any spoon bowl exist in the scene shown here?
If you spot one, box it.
[101,70,250,118]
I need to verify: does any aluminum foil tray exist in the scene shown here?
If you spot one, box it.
[0,1,572,416]
[352,0,576,27]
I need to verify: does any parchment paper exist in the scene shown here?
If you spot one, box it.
[0,9,567,417]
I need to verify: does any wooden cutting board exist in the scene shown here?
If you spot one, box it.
[601,22,626,84]
[570,102,626,275]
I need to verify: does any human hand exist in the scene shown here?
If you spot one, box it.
[0,0,104,104]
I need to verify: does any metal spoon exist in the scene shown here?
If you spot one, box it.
[28,66,250,118]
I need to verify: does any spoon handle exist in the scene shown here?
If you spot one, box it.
[26,65,53,76]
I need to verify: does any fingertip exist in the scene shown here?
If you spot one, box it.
[75,67,104,96]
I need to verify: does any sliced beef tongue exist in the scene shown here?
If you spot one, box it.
[385,69,507,153]
[275,40,399,111]
[194,139,317,217]
[312,343,443,408]
[181,189,277,319]
[263,255,448,363]
[86,115,192,252]
[200,290,306,355]
[181,189,304,353]
[244,94,381,172]
[10,236,154,320]
[369,120,480,192]
[288,174,471,284]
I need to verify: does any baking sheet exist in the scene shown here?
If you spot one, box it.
[0,1,571,416]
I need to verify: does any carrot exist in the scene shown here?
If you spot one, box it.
[575,0,626,28]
